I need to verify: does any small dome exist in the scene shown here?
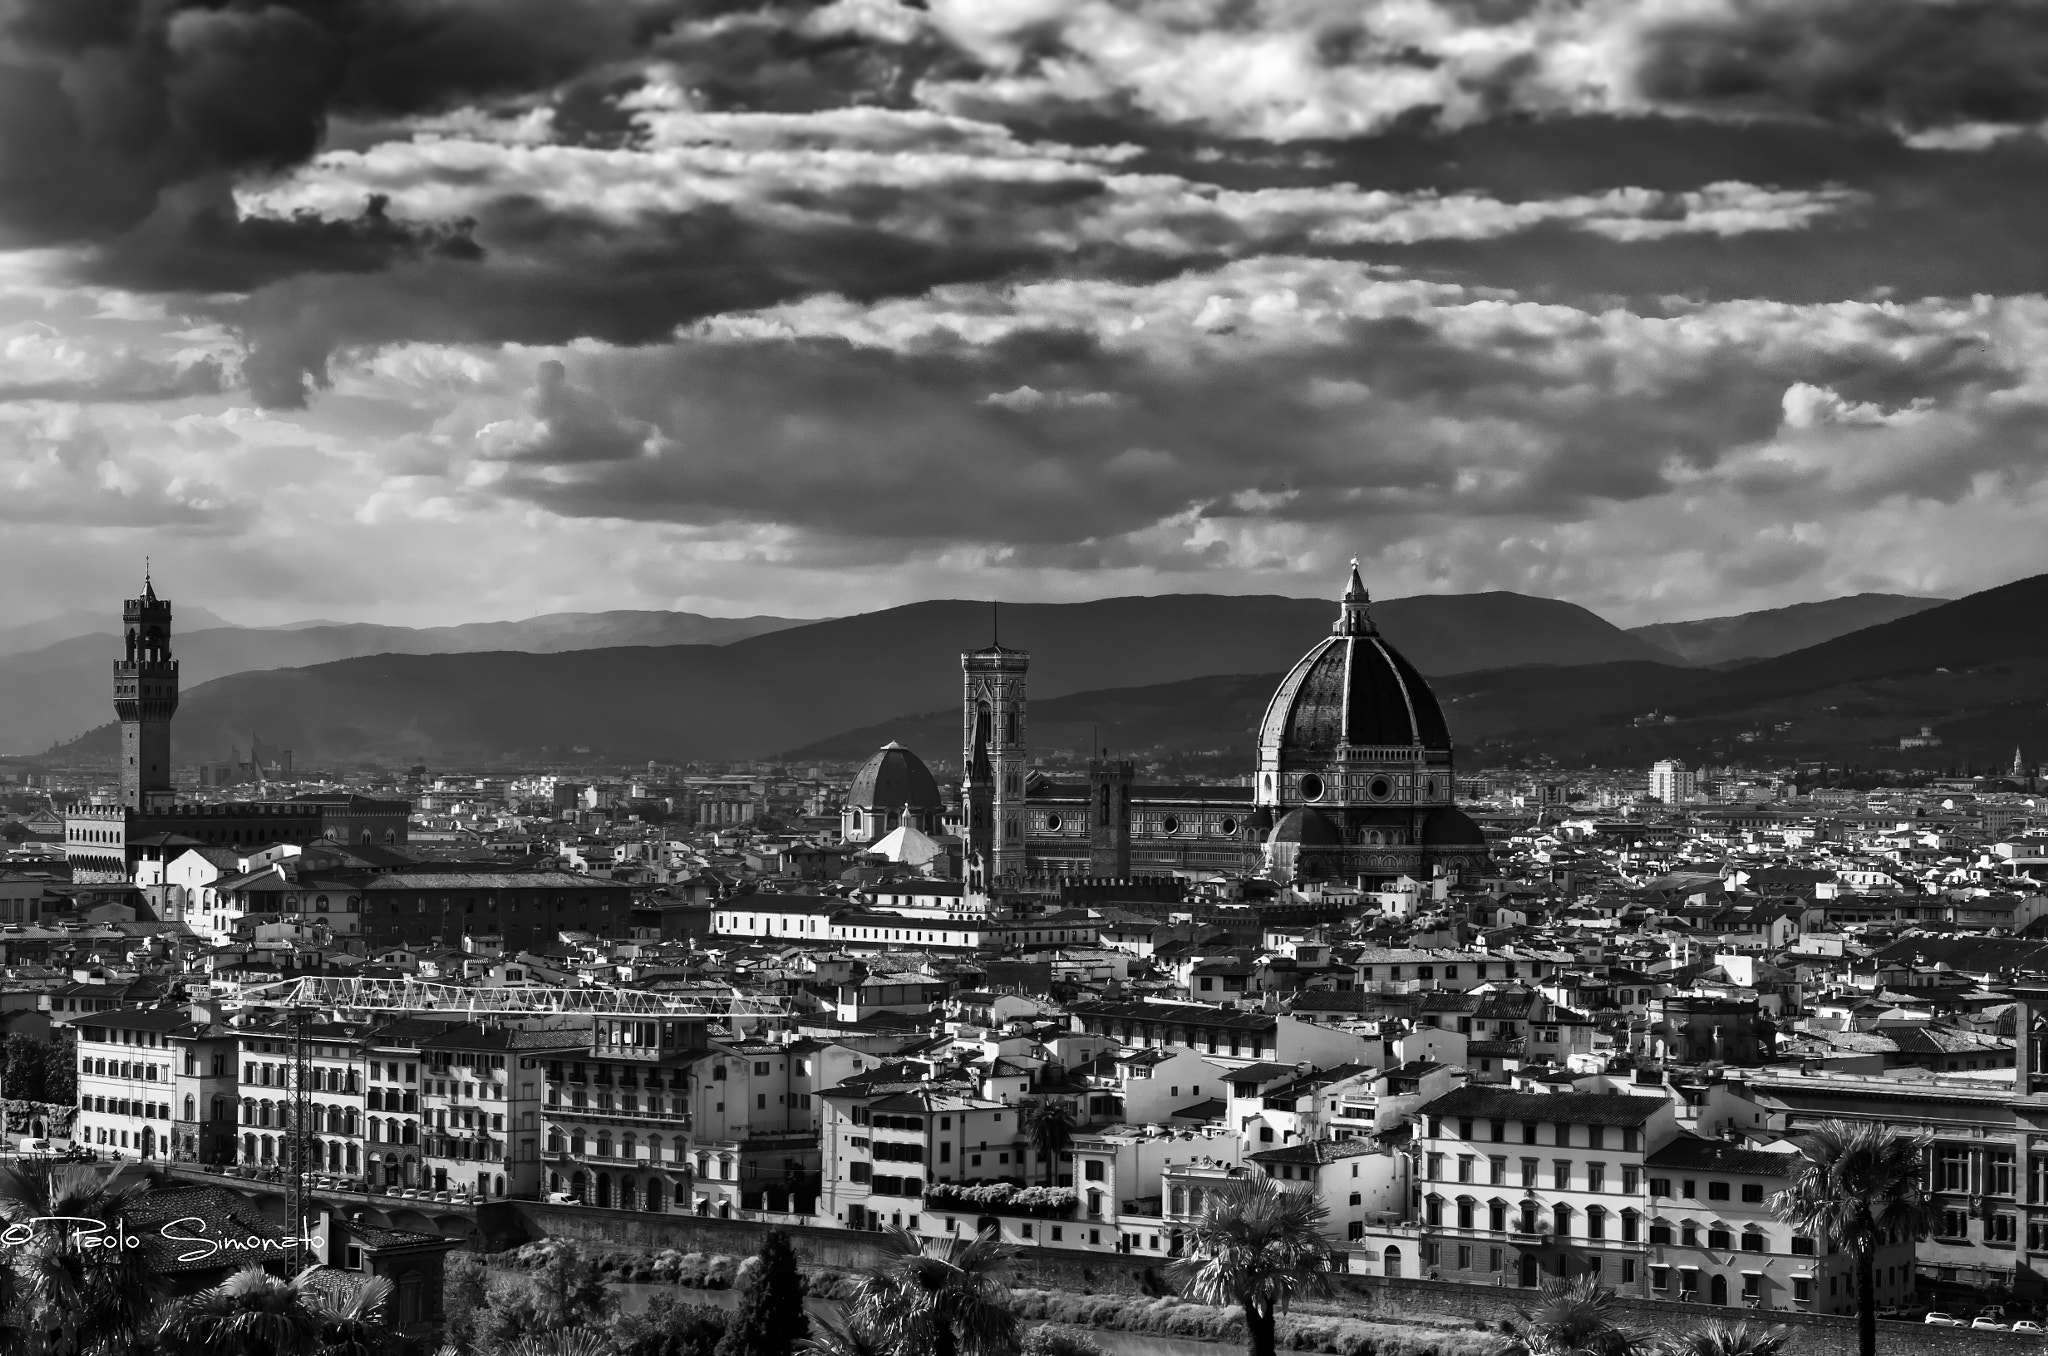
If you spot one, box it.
[1259,561,1451,754]
[1268,807,1342,846]
[1420,806,1489,847]
[848,741,942,810]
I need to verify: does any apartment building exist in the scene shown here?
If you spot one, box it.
[419,1024,569,1199]
[540,1012,712,1214]
[1642,1134,1911,1315]
[818,1070,1016,1232]
[233,1017,372,1180]
[74,1007,188,1158]
[1400,1087,1672,1290]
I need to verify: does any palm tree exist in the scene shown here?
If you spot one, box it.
[1662,1319,1789,1356]
[1165,1175,1333,1356]
[801,1312,894,1356]
[0,1159,166,1356]
[156,1263,396,1356]
[1772,1119,1932,1356]
[1018,1099,1076,1187]
[1495,1276,1654,1356]
[851,1225,1020,1356]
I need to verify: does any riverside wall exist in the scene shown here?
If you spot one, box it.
[503,1204,2032,1356]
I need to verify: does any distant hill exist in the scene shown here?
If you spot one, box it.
[0,604,235,659]
[48,590,1669,765]
[1626,593,1947,665]
[0,610,805,755]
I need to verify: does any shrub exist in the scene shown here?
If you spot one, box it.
[1021,1325,1105,1356]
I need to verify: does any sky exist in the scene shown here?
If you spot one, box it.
[3,0,2048,630]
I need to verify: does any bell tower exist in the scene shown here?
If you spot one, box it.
[1086,754,1133,878]
[961,613,1029,885]
[116,573,179,813]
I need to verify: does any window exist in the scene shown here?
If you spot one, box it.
[1458,1156,1474,1184]
[1938,1146,1969,1192]
[1426,1153,1443,1181]
[1651,1266,1670,1293]
[1085,1162,1105,1182]
[1649,1220,1672,1246]
[1743,1273,1762,1301]
[1490,1156,1506,1186]
[1740,1183,1764,1204]
[1989,1214,2018,1246]
[1621,1211,1639,1243]
[1552,1161,1570,1190]
[1989,1152,2016,1198]
[1790,1235,1815,1256]
[1741,1229,1766,1254]
[1938,1209,1970,1239]
[1621,1261,1635,1284]
[1707,1182,1730,1201]
[1622,1166,1640,1194]
[1587,1163,1605,1193]
[1586,1207,1606,1240]
[1708,1226,1730,1250]
[1520,1158,1538,1188]
[1648,1177,1669,1198]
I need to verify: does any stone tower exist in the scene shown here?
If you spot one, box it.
[1086,754,1134,878]
[961,625,1029,885]
[116,574,179,813]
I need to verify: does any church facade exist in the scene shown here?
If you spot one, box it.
[949,563,1493,889]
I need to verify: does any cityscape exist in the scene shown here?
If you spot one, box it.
[3,1,2047,1355]
[0,562,2043,1353]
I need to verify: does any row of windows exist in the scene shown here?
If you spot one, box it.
[83,1058,163,1082]
[81,1096,168,1120]
[1430,1120,1642,1151]
[1428,1154,1642,1189]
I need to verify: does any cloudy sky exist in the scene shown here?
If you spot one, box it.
[4,0,2047,629]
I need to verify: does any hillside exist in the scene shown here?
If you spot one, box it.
[0,610,804,754]
[781,573,2048,771]
[49,590,1670,765]
[1626,593,1946,665]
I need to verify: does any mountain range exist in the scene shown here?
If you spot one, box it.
[0,611,805,755]
[46,590,1667,765]
[790,576,2047,771]
[28,577,2034,769]
[1623,593,1946,666]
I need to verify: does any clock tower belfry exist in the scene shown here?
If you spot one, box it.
[961,618,1028,887]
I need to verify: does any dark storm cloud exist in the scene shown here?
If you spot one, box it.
[452,293,2026,557]
[1638,0,2048,132]
[0,0,687,244]
[227,187,1156,408]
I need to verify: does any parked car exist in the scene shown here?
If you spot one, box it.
[1971,1317,2009,1330]
[16,1138,53,1157]
[2011,1321,2044,1334]
[1925,1314,1964,1327]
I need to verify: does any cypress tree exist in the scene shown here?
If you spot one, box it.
[715,1230,811,1356]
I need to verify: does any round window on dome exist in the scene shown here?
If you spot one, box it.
[1162,815,1180,834]
[1220,817,1237,835]
[1369,776,1391,799]
[1045,813,1063,832]
[1300,773,1325,801]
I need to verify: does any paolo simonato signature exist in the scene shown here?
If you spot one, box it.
[0,1216,320,1263]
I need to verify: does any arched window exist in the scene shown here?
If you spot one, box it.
[182,1095,194,1121]
[1170,1186,1186,1215]
[1383,1246,1402,1278]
